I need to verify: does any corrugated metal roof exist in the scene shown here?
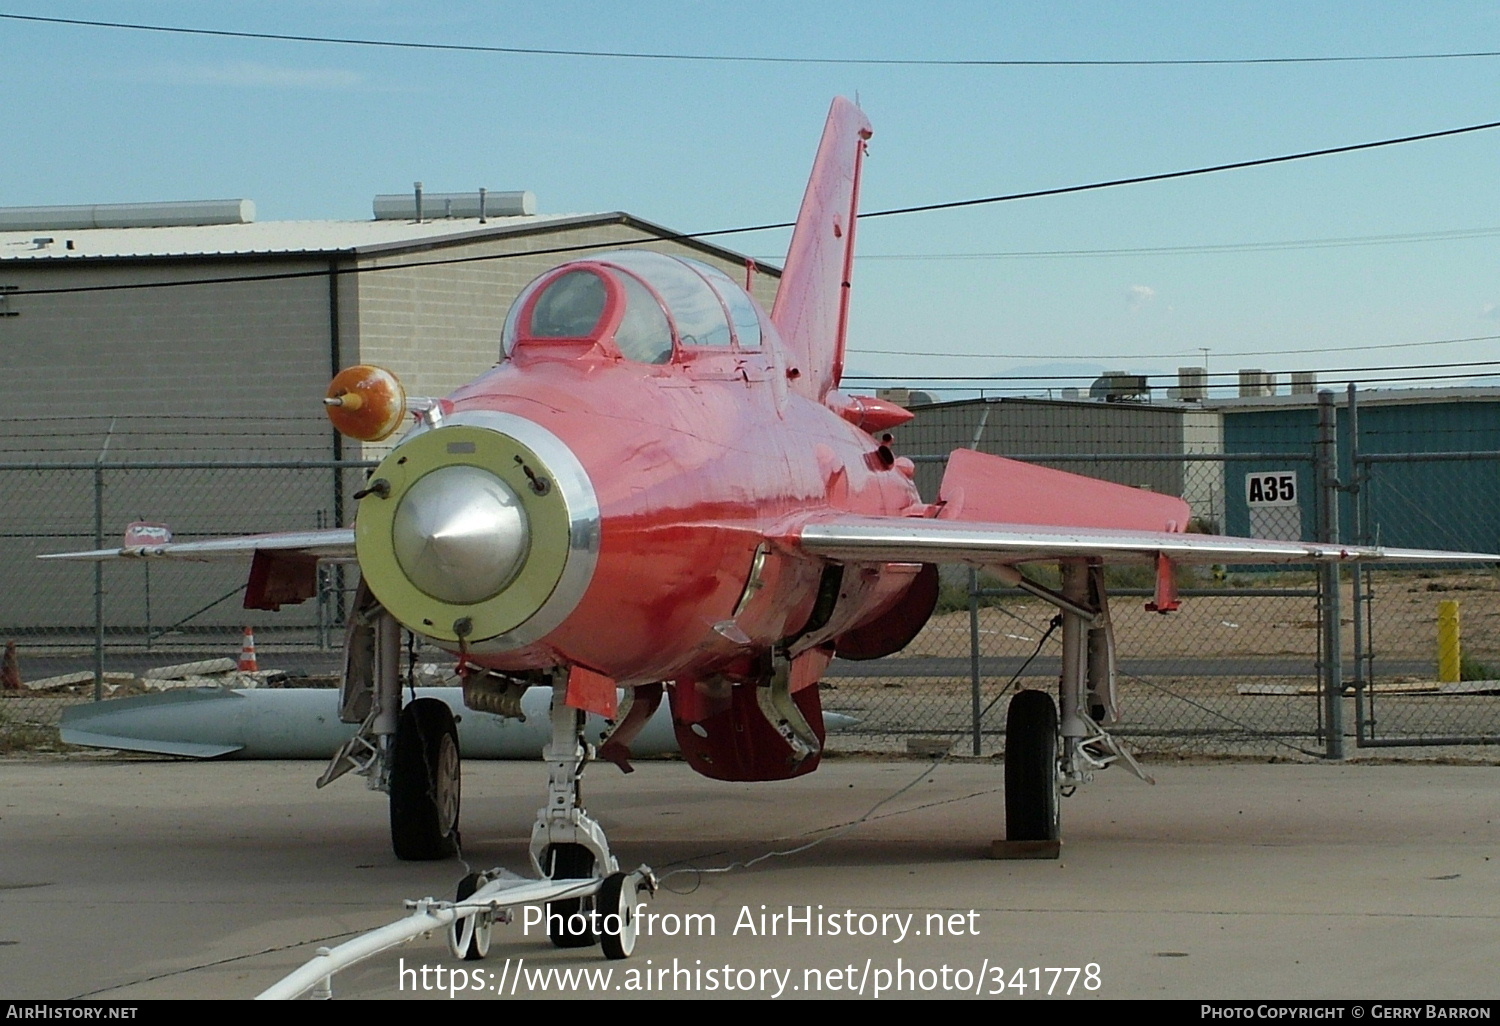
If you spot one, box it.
[1206,385,1500,409]
[911,387,1500,414]
[0,212,612,261]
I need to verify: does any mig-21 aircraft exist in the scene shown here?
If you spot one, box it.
[46,98,1499,971]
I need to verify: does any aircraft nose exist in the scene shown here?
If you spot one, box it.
[392,465,530,604]
[355,414,598,647]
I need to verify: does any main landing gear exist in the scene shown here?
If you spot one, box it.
[1004,689,1059,843]
[390,698,461,860]
[1000,562,1154,852]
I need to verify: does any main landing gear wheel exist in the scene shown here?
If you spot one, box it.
[390,697,461,861]
[1005,689,1060,843]
[448,872,492,961]
[598,872,640,960]
[544,843,599,949]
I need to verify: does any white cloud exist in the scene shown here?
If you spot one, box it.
[1126,284,1156,309]
[1482,303,1500,321]
[137,61,364,90]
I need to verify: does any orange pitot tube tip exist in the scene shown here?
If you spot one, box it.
[325,365,407,442]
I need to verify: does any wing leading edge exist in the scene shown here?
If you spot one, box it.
[790,514,1500,567]
[38,528,356,562]
[39,528,357,611]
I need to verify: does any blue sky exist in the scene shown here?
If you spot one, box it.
[6,1,1500,397]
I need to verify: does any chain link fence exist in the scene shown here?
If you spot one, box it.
[0,460,373,749]
[2,427,1495,759]
[1352,451,1500,747]
[823,454,1339,759]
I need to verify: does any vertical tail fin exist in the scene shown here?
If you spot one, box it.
[771,97,872,401]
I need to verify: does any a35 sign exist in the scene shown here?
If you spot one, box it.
[1245,471,1298,507]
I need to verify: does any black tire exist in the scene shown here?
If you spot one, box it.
[1004,689,1059,842]
[598,872,639,960]
[390,697,461,861]
[544,843,599,948]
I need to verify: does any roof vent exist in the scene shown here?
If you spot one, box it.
[1238,369,1277,397]
[374,190,535,220]
[1172,366,1208,401]
[875,387,941,408]
[0,200,254,231]
[1089,370,1151,402]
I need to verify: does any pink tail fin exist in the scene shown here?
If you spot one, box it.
[771,97,872,400]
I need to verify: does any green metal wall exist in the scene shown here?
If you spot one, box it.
[1223,395,1500,553]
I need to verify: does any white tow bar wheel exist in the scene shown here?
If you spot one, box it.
[448,873,492,961]
[598,871,639,960]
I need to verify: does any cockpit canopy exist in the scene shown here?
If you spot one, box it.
[502,250,764,364]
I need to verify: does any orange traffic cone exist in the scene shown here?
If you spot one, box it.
[237,627,259,672]
[2,641,21,690]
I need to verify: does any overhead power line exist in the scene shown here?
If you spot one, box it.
[846,369,1500,392]
[847,333,1500,362]
[10,116,1500,300]
[851,225,1500,261]
[861,369,1500,395]
[6,12,1500,67]
[861,118,1500,221]
[847,357,1500,384]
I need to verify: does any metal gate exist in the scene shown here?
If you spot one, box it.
[1353,449,1500,747]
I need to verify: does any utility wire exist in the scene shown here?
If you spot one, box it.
[852,368,1500,393]
[842,370,1500,391]
[10,117,1500,299]
[851,225,1500,261]
[845,358,1500,383]
[863,118,1500,220]
[855,369,1500,386]
[849,334,1500,362]
[6,13,1500,68]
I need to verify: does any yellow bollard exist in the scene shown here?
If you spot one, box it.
[1438,599,1462,683]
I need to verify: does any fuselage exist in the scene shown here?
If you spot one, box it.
[353,250,926,688]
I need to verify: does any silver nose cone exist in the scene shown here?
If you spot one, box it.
[392,465,530,604]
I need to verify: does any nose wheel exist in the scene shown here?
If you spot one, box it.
[542,843,600,948]
[390,697,461,861]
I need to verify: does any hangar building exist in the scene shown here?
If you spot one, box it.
[0,194,780,461]
[0,195,780,643]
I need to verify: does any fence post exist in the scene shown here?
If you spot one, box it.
[968,566,982,756]
[92,464,104,703]
[1347,384,1369,746]
[1316,391,1344,758]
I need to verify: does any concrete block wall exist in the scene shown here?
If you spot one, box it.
[0,259,335,460]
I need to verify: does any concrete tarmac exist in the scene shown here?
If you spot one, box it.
[1,754,1497,1001]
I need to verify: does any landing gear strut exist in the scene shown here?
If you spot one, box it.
[529,670,651,957]
[997,561,1153,856]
